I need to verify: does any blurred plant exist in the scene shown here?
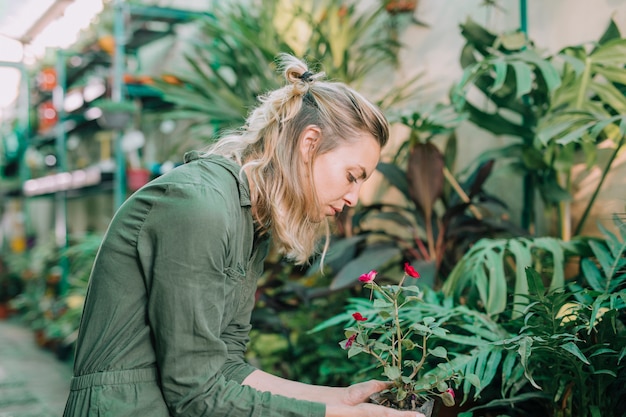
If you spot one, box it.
[154,0,419,140]
[46,233,103,360]
[8,236,59,329]
[452,18,626,239]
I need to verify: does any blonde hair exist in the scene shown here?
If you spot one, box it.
[204,53,389,264]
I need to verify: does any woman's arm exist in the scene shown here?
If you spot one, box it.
[243,370,425,417]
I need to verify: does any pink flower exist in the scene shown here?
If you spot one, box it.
[446,388,455,398]
[345,334,357,348]
[358,270,377,283]
[404,263,420,278]
[352,312,368,322]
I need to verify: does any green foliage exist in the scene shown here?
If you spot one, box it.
[6,233,102,360]
[451,18,626,235]
[154,0,411,141]
[442,236,571,317]
[494,263,626,417]
[316,216,626,416]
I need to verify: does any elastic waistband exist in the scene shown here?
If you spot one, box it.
[70,367,158,390]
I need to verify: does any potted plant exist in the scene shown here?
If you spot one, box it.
[338,263,469,415]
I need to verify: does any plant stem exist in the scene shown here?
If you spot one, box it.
[408,334,428,380]
[392,279,404,370]
[563,57,592,239]
[574,133,625,236]
[442,166,482,219]
[363,345,390,369]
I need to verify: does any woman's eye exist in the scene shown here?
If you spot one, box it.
[348,173,357,184]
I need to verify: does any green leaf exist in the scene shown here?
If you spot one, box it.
[533,237,565,291]
[485,248,507,315]
[592,369,617,377]
[411,324,432,335]
[510,61,533,98]
[537,119,579,145]
[526,267,546,298]
[429,346,448,359]
[330,245,401,290]
[489,59,508,93]
[517,336,541,389]
[465,373,481,388]
[589,239,615,285]
[590,38,626,66]
[509,239,532,319]
[376,162,410,200]
[481,348,504,396]
[384,365,402,380]
[430,327,449,338]
[373,299,393,309]
[589,81,626,114]
[555,120,598,145]
[517,49,561,92]
[560,341,590,365]
[438,333,489,347]
[401,339,416,350]
[348,345,364,358]
[307,235,367,276]
[593,64,626,85]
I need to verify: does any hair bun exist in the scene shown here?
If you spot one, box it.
[300,71,314,83]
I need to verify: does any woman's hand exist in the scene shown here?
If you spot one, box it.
[324,380,425,417]
[341,380,391,405]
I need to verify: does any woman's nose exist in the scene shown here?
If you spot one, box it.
[344,184,361,207]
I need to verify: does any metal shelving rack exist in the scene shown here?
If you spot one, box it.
[3,2,203,293]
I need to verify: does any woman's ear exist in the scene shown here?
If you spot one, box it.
[299,125,322,163]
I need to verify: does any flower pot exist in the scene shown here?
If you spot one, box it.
[0,303,10,319]
[385,0,418,14]
[370,392,435,417]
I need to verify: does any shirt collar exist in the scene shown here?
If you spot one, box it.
[184,150,251,207]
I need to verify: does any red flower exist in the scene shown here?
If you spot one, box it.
[404,262,420,278]
[345,334,357,348]
[352,312,368,321]
[358,270,377,283]
[446,388,455,398]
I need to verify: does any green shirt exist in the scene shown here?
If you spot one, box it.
[64,153,325,417]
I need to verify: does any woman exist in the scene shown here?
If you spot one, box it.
[63,53,424,417]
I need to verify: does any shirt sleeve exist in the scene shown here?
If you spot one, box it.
[137,182,325,417]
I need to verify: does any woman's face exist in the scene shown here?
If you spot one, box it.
[305,131,381,218]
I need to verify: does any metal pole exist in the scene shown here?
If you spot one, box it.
[113,0,127,210]
[54,49,69,295]
[519,0,528,36]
